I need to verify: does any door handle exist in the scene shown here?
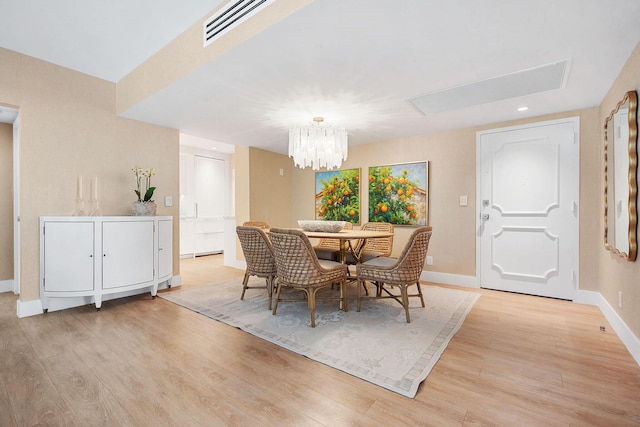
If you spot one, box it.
[482,214,490,220]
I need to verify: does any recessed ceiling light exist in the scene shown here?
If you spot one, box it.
[517,106,529,112]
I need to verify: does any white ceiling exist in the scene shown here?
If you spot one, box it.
[2,0,640,155]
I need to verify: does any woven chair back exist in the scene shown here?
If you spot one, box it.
[381,226,432,284]
[360,222,394,256]
[242,221,270,229]
[236,226,277,276]
[269,228,338,287]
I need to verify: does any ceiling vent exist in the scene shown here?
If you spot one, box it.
[203,0,274,47]
[408,60,571,115]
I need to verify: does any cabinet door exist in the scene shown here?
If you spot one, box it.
[43,221,94,292]
[180,218,195,256]
[158,219,173,280]
[102,221,154,289]
[194,155,225,218]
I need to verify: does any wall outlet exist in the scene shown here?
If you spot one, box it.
[164,195,173,207]
[618,291,623,309]
[426,256,433,265]
[459,195,468,206]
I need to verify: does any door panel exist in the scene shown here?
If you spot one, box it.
[102,221,154,289]
[478,119,579,300]
[43,221,94,292]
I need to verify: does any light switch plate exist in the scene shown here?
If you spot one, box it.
[164,196,173,207]
[459,195,468,206]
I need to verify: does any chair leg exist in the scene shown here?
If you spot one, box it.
[340,280,348,312]
[416,282,425,307]
[240,272,250,300]
[272,283,283,315]
[266,276,274,310]
[357,278,363,312]
[308,288,317,327]
[401,285,410,323]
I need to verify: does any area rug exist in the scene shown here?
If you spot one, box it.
[160,277,479,398]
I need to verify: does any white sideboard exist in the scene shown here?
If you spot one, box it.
[40,216,173,311]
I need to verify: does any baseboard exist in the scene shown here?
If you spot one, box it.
[225,258,246,270]
[420,271,479,288]
[17,274,183,318]
[574,290,640,366]
[0,280,13,293]
[17,298,43,318]
[158,275,181,290]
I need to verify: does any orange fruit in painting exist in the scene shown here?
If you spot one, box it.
[411,212,417,218]
[318,211,323,217]
[369,175,374,182]
[340,182,345,187]
[397,188,404,196]
[406,205,413,211]
[381,205,388,213]
[383,178,390,185]
[329,185,335,191]
[356,176,359,182]
[338,198,343,203]
[400,195,406,200]
[407,188,413,196]
[374,208,379,214]
[344,190,349,196]
[349,209,355,216]
[328,200,333,205]
[385,185,391,192]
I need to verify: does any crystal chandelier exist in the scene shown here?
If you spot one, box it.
[288,117,348,170]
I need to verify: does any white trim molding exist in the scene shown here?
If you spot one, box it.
[574,290,640,366]
[420,271,479,288]
[0,280,14,293]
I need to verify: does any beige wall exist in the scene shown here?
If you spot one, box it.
[290,108,600,281]
[0,47,180,302]
[232,146,293,261]
[598,43,640,336]
[0,123,12,281]
[248,147,293,228]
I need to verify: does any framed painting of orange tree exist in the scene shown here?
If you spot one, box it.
[315,168,360,223]
[368,161,428,226]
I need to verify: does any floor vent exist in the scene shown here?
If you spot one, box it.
[203,0,274,47]
[408,60,571,115]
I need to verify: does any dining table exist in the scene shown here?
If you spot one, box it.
[301,228,394,265]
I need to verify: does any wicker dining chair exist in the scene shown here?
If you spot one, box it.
[313,221,353,261]
[236,226,278,309]
[356,226,432,323]
[242,221,270,229]
[269,228,348,327]
[344,221,394,264]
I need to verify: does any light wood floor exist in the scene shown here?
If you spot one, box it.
[1,255,639,426]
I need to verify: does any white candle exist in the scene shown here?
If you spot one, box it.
[92,176,98,201]
[77,176,83,200]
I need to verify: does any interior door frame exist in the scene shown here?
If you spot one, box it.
[13,113,20,295]
[475,116,580,296]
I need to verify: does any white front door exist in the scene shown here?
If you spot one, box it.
[477,118,579,300]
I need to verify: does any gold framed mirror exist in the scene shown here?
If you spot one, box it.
[604,90,638,261]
